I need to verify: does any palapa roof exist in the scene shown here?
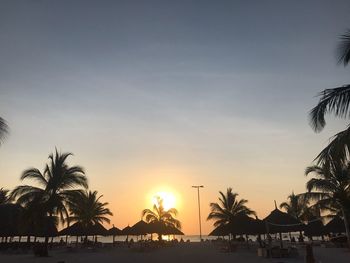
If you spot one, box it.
[129,220,149,235]
[304,219,326,237]
[59,222,108,236]
[263,208,304,233]
[121,225,132,235]
[108,225,122,236]
[325,216,346,234]
[0,204,24,237]
[209,215,264,236]
[208,224,230,236]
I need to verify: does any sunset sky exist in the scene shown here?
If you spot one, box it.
[1,1,350,235]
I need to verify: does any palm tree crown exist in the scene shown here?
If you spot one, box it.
[207,188,256,227]
[309,30,350,164]
[304,160,350,247]
[10,149,88,224]
[305,161,350,212]
[279,192,313,222]
[142,196,181,229]
[67,190,112,227]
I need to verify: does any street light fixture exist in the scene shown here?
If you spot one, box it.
[192,185,204,241]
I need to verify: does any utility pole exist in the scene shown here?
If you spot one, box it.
[192,185,204,241]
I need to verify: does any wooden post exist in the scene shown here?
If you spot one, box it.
[305,244,315,263]
[265,221,271,258]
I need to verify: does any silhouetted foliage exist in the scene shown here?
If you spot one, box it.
[207,188,256,228]
[0,117,8,145]
[142,196,181,240]
[337,29,350,66]
[304,160,350,247]
[309,30,350,164]
[9,148,88,252]
[0,188,10,205]
[279,192,314,222]
[66,190,112,227]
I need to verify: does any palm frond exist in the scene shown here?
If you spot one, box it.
[309,85,350,133]
[314,125,350,164]
[0,117,9,144]
[21,168,48,187]
[337,30,350,66]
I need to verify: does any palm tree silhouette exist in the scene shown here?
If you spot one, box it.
[142,196,181,240]
[279,192,314,222]
[305,161,350,248]
[207,188,256,228]
[67,190,112,228]
[309,29,350,164]
[0,188,10,204]
[0,117,8,145]
[10,149,87,252]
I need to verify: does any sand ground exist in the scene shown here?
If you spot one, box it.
[0,243,348,263]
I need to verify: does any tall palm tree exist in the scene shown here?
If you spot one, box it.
[142,196,181,240]
[305,160,350,248]
[279,192,314,222]
[309,29,350,164]
[207,188,256,228]
[67,190,112,227]
[10,149,87,250]
[0,117,8,145]
[0,188,10,204]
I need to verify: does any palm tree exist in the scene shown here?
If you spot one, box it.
[207,188,256,228]
[0,117,8,145]
[0,188,10,204]
[305,160,350,248]
[337,29,350,66]
[279,192,314,222]
[142,196,181,240]
[309,29,350,164]
[67,190,112,228]
[10,149,87,250]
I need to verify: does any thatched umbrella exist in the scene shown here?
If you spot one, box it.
[230,215,265,236]
[325,216,346,234]
[108,225,122,245]
[108,225,122,236]
[26,217,58,238]
[263,206,304,247]
[208,224,230,237]
[164,225,184,236]
[129,220,149,236]
[121,225,131,235]
[147,221,168,236]
[59,222,108,238]
[264,208,304,233]
[304,219,326,237]
[0,204,24,238]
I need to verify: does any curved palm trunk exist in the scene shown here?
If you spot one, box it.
[340,206,350,249]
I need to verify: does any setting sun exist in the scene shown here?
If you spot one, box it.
[152,192,176,211]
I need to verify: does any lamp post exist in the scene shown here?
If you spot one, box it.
[192,185,204,241]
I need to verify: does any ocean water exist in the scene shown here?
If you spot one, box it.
[8,232,323,243]
[9,235,217,243]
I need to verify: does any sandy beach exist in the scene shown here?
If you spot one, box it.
[0,243,348,263]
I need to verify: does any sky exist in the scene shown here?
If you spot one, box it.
[1,0,350,235]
